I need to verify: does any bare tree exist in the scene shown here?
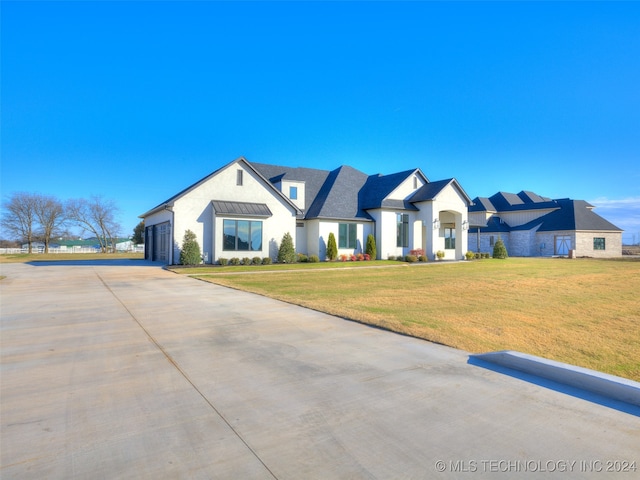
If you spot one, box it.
[66,196,121,253]
[1,192,38,253]
[33,195,66,253]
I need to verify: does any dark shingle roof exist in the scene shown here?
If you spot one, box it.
[516,199,622,232]
[472,190,559,212]
[469,197,496,212]
[306,165,372,220]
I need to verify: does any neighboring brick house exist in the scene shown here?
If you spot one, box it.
[140,156,472,264]
[468,191,622,257]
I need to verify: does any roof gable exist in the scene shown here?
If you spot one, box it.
[359,169,423,210]
[409,178,472,205]
[140,157,300,218]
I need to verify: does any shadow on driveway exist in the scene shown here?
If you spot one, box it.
[468,356,640,417]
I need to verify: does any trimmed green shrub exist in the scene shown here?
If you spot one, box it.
[277,232,296,263]
[242,257,251,265]
[493,238,508,259]
[365,234,377,259]
[297,253,308,263]
[418,255,428,262]
[218,257,228,266]
[405,255,418,263]
[229,257,241,265]
[436,250,445,260]
[179,230,201,265]
[326,232,338,261]
[482,252,490,259]
[465,251,475,260]
[308,255,320,263]
[262,257,272,265]
[474,252,481,259]
[387,255,396,261]
[252,256,262,265]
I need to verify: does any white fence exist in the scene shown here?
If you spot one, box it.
[0,246,145,255]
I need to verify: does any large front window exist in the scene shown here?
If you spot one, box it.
[397,214,409,248]
[339,223,357,249]
[445,227,456,249]
[223,220,262,251]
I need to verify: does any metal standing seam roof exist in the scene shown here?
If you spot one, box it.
[211,200,272,217]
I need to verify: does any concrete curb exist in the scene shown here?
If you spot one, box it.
[471,350,640,407]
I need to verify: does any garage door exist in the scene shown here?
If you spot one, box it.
[153,222,171,263]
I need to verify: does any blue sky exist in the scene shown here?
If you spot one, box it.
[2,1,639,243]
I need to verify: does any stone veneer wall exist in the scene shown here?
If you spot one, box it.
[575,231,622,258]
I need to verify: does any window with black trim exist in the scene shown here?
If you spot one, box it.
[236,170,243,186]
[445,228,456,249]
[339,223,357,249]
[397,214,409,248]
[223,220,262,251]
[593,237,605,250]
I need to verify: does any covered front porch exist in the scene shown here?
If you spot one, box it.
[417,209,468,260]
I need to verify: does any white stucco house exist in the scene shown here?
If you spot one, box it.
[140,156,472,264]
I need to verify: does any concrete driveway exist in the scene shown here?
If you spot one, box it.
[1,261,638,479]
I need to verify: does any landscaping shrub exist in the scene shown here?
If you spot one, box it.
[326,232,338,261]
[364,253,371,261]
[493,238,508,259]
[277,232,296,263]
[179,230,201,265]
[418,255,428,262]
[218,257,228,266]
[252,256,262,265]
[229,257,241,265]
[482,252,490,259]
[410,248,424,257]
[405,255,418,263]
[436,250,445,260]
[297,253,308,263]
[339,254,348,262]
[308,255,320,263]
[365,234,377,259]
[356,253,364,261]
[350,254,357,262]
[262,257,272,265]
[474,252,481,260]
[465,251,476,260]
[242,257,252,265]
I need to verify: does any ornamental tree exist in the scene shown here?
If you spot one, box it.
[277,232,296,263]
[179,229,201,265]
[326,232,338,261]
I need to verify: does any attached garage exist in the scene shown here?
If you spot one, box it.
[145,222,171,263]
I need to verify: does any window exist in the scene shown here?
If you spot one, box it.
[413,176,418,189]
[236,170,243,186]
[339,223,357,249]
[223,220,262,251]
[445,228,456,249]
[594,237,606,250]
[289,186,298,200]
[490,236,495,246]
[397,214,409,248]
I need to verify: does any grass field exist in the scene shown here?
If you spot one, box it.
[189,257,640,381]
